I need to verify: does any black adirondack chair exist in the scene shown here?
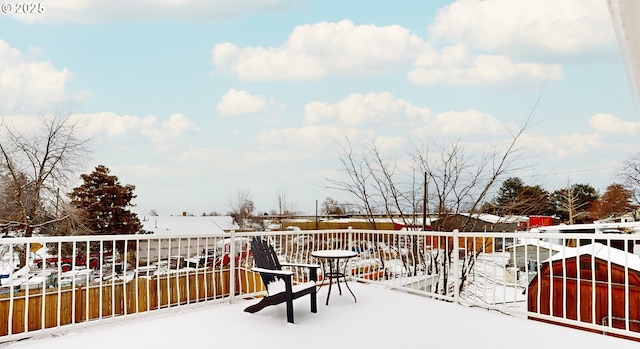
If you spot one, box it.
[244,236,319,323]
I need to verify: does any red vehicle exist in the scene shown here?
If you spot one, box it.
[194,238,252,268]
[34,250,114,272]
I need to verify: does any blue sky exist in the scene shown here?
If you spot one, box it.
[1,0,639,217]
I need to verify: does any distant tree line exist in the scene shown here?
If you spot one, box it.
[481,177,636,223]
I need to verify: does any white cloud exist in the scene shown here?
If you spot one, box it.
[173,147,252,172]
[0,40,86,113]
[212,20,427,81]
[1,112,197,154]
[217,89,268,116]
[412,43,470,68]
[72,112,157,138]
[168,125,369,174]
[8,0,295,23]
[429,110,507,136]
[114,163,173,180]
[141,113,200,145]
[409,110,511,141]
[429,0,615,57]
[523,132,601,158]
[304,93,509,139]
[554,134,601,157]
[0,113,153,141]
[213,20,564,87]
[409,52,563,86]
[373,136,407,154]
[256,125,366,151]
[589,113,640,135]
[304,92,431,127]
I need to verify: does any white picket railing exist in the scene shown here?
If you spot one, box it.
[1,228,640,343]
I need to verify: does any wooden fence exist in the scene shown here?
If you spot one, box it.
[0,268,266,337]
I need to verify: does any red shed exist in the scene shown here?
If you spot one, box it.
[527,243,640,340]
[528,215,554,229]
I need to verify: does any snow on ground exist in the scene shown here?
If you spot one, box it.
[462,252,528,310]
[3,282,638,349]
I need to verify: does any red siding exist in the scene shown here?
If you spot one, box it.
[528,255,640,340]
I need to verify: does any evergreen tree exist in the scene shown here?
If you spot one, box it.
[494,177,525,208]
[484,177,553,216]
[68,165,142,235]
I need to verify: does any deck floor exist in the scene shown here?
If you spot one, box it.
[4,282,638,349]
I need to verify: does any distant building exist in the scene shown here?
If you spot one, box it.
[135,215,239,264]
[432,213,526,232]
[140,215,239,234]
[280,213,531,232]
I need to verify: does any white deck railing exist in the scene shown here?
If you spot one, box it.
[1,228,640,342]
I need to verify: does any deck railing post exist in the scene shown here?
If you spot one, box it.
[453,229,460,305]
[229,230,236,304]
[347,226,354,279]
[8,242,15,336]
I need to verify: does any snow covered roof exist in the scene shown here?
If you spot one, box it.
[506,238,567,252]
[310,217,433,225]
[464,213,528,224]
[140,216,238,235]
[536,222,640,233]
[546,242,640,272]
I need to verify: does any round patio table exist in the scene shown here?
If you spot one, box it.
[311,249,358,305]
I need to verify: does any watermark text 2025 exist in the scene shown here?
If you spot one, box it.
[1,3,45,14]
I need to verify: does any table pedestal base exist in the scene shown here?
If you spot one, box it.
[317,258,357,305]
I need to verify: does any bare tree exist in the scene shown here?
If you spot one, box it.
[413,120,529,294]
[327,113,531,295]
[551,181,597,224]
[619,152,640,206]
[326,137,379,229]
[228,190,255,229]
[321,197,345,216]
[0,115,90,237]
[328,138,426,228]
[413,128,528,232]
[276,191,296,216]
[562,187,585,224]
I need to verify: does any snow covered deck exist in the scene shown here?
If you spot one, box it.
[4,282,638,349]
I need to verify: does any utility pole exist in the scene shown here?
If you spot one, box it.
[423,171,427,231]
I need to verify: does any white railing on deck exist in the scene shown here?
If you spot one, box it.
[2,228,640,343]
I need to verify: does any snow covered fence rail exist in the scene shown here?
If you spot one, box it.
[3,227,640,343]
